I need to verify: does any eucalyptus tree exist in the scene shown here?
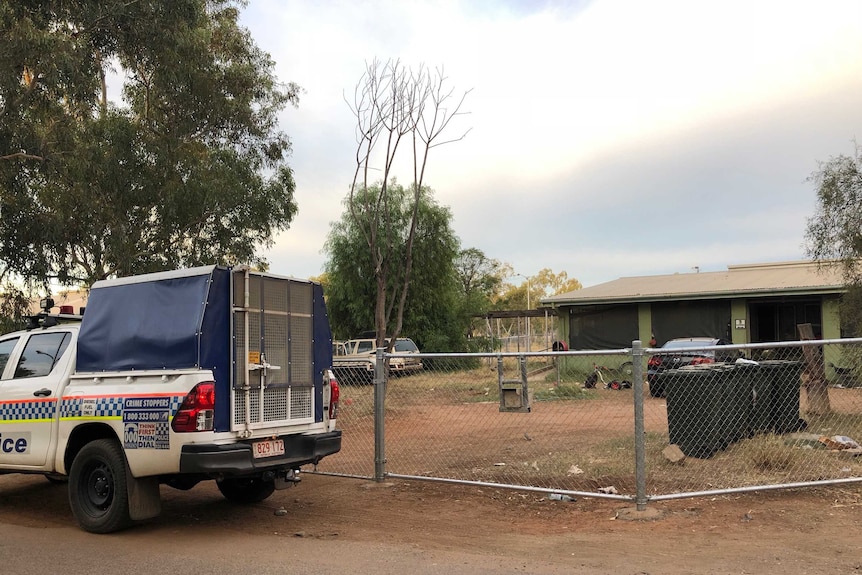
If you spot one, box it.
[803,143,862,413]
[0,0,299,287]
[806,143,862,300]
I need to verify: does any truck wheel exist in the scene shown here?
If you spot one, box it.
[68,439,132,533]
[216,477,276,504]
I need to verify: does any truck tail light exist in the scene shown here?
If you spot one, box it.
[690,356,714,366]
[328,373,340,420]
[171,381,215,432]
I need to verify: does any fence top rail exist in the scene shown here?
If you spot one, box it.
[386,349,631,360]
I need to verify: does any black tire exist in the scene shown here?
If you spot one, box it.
[583,372,598,389]
[68,439,132,534]
[216,476,276,504]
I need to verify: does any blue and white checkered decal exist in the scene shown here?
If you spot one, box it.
[0,399,57,422]
[1,395,185,422]
[57,397,122,418]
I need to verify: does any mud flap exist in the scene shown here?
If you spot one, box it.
[127,467,162,521]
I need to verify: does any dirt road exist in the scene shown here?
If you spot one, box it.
[1,472,860,574]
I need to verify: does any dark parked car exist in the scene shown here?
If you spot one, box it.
[647,337,737,397]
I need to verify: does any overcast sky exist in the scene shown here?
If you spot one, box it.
[238,0,862,288]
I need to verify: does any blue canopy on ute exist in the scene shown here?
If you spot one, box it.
[77,266,232,429]
[76,266,334,431]
[77,266,230,373]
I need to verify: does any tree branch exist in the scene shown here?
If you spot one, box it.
[0,152,46,162]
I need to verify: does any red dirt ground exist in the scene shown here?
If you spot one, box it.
[3,471,861,574]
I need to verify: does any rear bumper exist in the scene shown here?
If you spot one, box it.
[179,430,342,476]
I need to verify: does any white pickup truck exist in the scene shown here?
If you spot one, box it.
[0,266,341,533]
[332,337,423,384]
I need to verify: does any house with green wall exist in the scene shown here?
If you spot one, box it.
[541,260,847,377]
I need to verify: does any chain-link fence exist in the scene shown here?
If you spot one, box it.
[316,338,862,505]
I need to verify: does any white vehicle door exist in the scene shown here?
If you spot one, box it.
[0,330,74,468]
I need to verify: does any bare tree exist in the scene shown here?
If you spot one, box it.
[346,58,470,348]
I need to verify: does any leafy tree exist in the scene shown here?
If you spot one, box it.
[346,58,469,350]
[308,272,330,296]
[806,145,862,278]
[454,248,508,301]
[488,268,581,351]
[454,248,508,339]
[802,144,862,413]
[805,143,862,335]
[324,182,465,351]
[0,0,299,286]
[0,282,32,335]
[494,268,581,310]
[532,268,582,300]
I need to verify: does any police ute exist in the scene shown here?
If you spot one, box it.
[0,266,341,533]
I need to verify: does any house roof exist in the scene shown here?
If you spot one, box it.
[541,260,846,307]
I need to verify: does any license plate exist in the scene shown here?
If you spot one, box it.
[252,439,285,459]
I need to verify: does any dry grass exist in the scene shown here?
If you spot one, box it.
[330,365,862,495]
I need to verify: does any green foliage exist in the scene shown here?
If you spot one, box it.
[0,0,299,285]
[533,268,582,298]
[453,247,509,344]
[325,182,468,351]
[494,267,581,311]
[805,144,862,278]
[454,248,506,305]
[0,283,32,334]
[805,143,862,334]
[840,285,862,337]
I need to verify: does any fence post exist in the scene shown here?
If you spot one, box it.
[632,340,647,510]
[373,346,386,482]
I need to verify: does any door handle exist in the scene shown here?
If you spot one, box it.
[33,388,52,397]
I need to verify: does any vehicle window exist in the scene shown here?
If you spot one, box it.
[14,332,72,379]
[0,337,20,376]
[355,340,374,354]
[394,339,418,352]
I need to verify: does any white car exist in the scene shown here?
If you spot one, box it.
[332,337,423,381]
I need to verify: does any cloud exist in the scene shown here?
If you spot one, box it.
[242,0,862,288]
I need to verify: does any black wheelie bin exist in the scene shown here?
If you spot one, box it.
[662,364,750,458]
